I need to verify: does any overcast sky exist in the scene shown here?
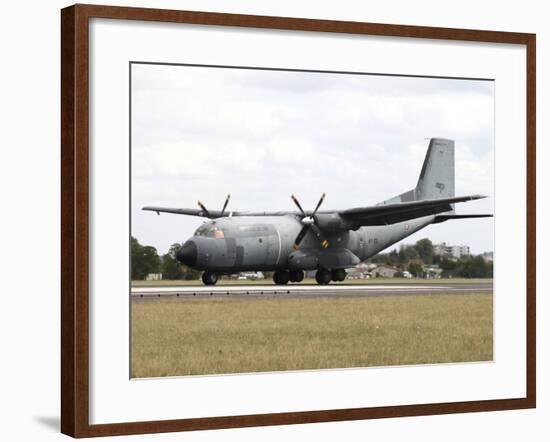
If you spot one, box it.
[131,63,494,255]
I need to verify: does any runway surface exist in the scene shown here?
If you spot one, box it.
[131,282,493,301]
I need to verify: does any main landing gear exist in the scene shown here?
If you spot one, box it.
[315,269,331,285]
[331,268,347,282]
[273,270,304,285]
[201,268,345,286]
[315,268,347,285]
[274,269,346,285]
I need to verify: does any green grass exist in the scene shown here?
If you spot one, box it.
[131,293,493,378]
[132,278,493,287]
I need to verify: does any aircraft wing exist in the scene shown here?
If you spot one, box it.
[142,206,298,218]
[337,194,487,226]
[142,207,219,218]
[143,194,489,224]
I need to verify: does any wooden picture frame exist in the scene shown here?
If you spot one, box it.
[61,3,536,437]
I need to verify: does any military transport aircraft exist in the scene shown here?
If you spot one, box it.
[143,138,492,285]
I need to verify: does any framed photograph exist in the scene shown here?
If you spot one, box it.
[61,4,536,438]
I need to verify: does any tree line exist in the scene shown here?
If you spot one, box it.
[369,238,493,278]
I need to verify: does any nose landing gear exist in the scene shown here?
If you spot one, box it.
[201,271,218,285]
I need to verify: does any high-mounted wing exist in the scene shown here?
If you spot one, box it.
[143,193,300,218]
[142,206,296,218]
[143,194,489,225]
[142,206,218,218]
[337,194,488,227]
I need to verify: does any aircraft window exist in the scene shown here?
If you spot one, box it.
[194,225,209,237]
[194,225,224,238]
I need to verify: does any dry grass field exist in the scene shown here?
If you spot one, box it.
[131,293,493,378]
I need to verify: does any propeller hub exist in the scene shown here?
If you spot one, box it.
[291,193,328,250]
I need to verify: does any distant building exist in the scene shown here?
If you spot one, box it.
[145,273,162,281]
[482,252,494,262]
[346,263,373,279]
[371,265,399,278]
[424,266,443,279]
[232,272,265,280]
[434,242,470,259]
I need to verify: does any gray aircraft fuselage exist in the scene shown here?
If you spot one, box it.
[179,214,433,273]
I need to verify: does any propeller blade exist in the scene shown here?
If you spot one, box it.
[197,200,211,218]
[220,194,231,217]
[291,194,307,216]
[311,224,322,239]
[293,225,310,250]
[311,224,329,248]
[312,193,326,216]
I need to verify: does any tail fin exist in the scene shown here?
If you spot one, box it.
[416,138,455,200]
[378,138,455,205]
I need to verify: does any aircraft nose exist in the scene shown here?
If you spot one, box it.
[176,241,197,267]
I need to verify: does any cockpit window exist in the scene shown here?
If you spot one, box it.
[194,224,225,238]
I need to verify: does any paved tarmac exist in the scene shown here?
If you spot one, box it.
[131,282,492,301]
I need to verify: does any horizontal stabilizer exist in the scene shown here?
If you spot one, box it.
[432,214,494,224]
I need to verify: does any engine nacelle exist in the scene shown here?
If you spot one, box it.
[288,250,319,271]
[313,213,352,233]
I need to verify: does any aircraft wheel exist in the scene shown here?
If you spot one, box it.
[273,270,290,285]
[315,269,331,285]
[202,271,218,285]
[289,270,304,283]
[331,269,347,282]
